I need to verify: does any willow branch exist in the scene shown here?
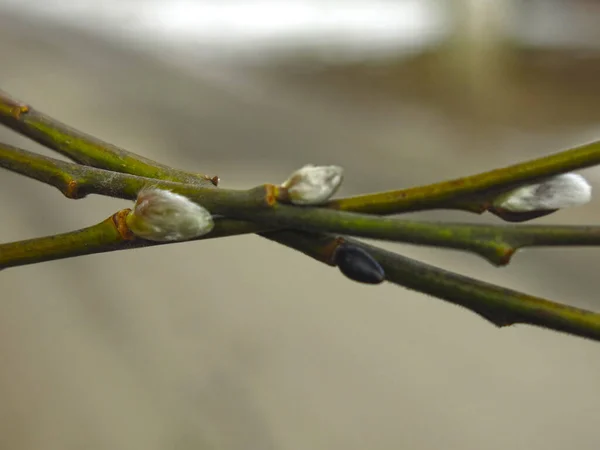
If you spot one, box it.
[0,143,274,214]
[3,89,599,218]
[0,91,341,271]
[0,90,216,185]
[0,212,273,270]
[233,204,600,266]
[326,139,600,215]
[252,231,600,342]
[4,213,600,343]
[5,143,600,266]
[351,238,600,342]
[4,91,600,345]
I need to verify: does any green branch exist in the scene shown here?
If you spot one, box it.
[351,238,600,342]
[0,212,272,270]
[4,216,600,342]
[4,88,600,218]
[326,139,600,215]
[3,89,600,344]
[229,204,600,266]
[249,231,600,342]
[0,90,217,185]
[4,143,600,266]
[0,143,274,213]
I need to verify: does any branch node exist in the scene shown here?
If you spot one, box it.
[64,178,82,199]
[264,184,279,207]
[474,308,517,328]
[112,208,136,240]
[325,236,346,266]
[1,93,29,120]
[497,247,516,266]
[11,104,29,120]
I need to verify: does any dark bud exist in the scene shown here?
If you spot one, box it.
[333,244,385,285]
[488,207,558,223]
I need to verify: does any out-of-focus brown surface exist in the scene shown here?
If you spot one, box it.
[2,6,600,450]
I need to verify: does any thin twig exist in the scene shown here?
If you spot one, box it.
[326,139,600,215]
[352,238,600,342]
[259,232,600,342]
[0,212,273,270]
[0,143,274,213]
[231,204,600,266]
[0,90,217,185]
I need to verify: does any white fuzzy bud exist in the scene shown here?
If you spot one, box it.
[126,188,214,242]
[281,164,344,205]
[493,173,592,213]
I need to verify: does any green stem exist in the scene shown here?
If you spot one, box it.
[261,233,600,342]
[249,206,509,264]
[354,238,600,342]
[0,213,274,270]
[3,91,600,344]
[0,143,273,214]
[5,215,600,343]
[235,205,600,266]
[1,143,503,260]
[326,139,600,215]
[259,230,341,266]
[0,90,216,185]
[4,88,599,218]
[5,143,600,266]
[0,214,126,269]
[0,91,340,272]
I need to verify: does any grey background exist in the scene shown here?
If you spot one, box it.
[2,2,600,449]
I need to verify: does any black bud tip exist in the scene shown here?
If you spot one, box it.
[333,244,385,285]
[489,207,558,223]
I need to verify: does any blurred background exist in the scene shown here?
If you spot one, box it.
[2,1,600,449]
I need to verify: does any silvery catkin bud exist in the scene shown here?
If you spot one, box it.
[126,188,214,242]
[493,173,591,213]
[281,164,344,205]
